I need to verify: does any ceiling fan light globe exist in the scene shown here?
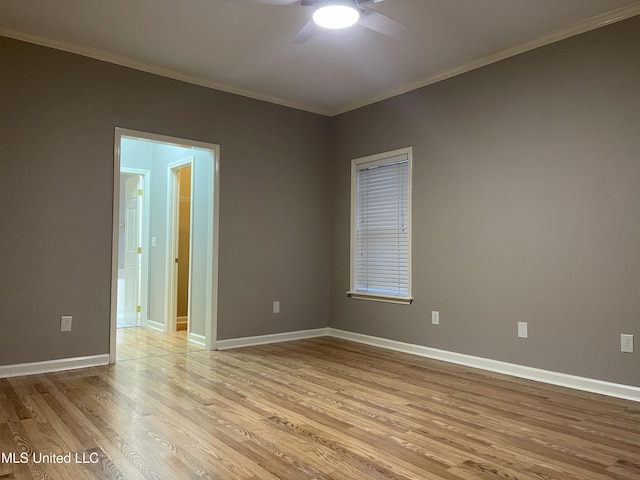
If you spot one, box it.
[313,1,360,30]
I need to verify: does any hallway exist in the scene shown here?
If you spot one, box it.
[116,327,205,362]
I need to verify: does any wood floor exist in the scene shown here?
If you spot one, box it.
[1,335,639,479]
[116,327,204,362]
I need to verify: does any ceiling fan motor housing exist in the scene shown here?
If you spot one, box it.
[312,0,361,29]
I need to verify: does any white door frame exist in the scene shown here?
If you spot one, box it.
[111,128,220,363]
[121,168,151,328]
[166,158,194,334]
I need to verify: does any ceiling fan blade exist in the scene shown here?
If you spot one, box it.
[358,9,407,39]
[222,0,300,5]
[292,20,317,44]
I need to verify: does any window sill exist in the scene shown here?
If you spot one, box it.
[346,292,413,305]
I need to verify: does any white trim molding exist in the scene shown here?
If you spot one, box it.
[0,28,331,117]
[3,329,639,403]
[2,3,640,117]
[145,319,165,333]
[334,3,640,115]
[111,128,221,361]
[0,354,109,379]
[189,332,207,347]
[328,329,640,403]
[349,147,413,305]
[216,328,331,350]
[215,328,640,402]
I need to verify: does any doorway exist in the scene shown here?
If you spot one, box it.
[167,161,193,336]
[110,128,220,363]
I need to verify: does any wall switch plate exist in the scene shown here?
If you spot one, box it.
[621,334,634,353]
[151,236,157,247]
[273,301,280,314]
[431,311,440,325]
[518,322,528,339]
[61,315,72,332]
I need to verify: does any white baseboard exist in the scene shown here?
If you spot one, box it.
[328,328,640,403]
[216,327,331,350]
[146,320,165,332]
[0,354,110,379]
[5,328,638,403]
[188,332,206,347]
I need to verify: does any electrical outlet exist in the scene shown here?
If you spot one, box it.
[431,311,439,325]
[518,322,528,339]
[60,315,72,332]
[273,301,280,314]
[621,334,634,353]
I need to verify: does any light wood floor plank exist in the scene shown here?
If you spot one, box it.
[116,328,204,363]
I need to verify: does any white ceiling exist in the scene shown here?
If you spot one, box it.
[1,0,639,116]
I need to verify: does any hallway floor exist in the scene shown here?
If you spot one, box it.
[116,327,205,362]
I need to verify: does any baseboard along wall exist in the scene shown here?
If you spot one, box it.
[216,327,640,403]
[2,328,638,403]
[0,354,109,379]
[188,332,207,347]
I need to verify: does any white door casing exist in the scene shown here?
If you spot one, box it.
[111,127,220,363]
[166,158,194,334]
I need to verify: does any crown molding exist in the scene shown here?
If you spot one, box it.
[0,27,333,117]
[331,2,640,116]
[2,2,640,118]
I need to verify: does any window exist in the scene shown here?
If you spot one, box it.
[348,147,412,304]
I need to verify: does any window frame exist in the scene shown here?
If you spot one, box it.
[347,147,413,305]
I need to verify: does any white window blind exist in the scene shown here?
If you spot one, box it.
[350,149,412,303]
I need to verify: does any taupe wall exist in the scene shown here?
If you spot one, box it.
[329,16,640,386]
[1,15,639,387]
[0,36,330,365]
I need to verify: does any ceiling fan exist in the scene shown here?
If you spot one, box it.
[224,0,406,43]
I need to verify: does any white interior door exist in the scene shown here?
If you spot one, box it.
[123,175,142,326]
